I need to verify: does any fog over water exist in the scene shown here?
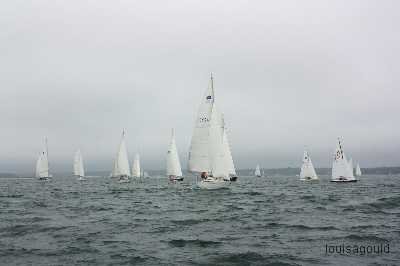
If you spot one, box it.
[1,0,399,173]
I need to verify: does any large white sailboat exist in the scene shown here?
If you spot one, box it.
[111,131,131,182]
[35,138,51,180]
[188,75,232,189]
[299,150,319,181]
[355,163,362,177]
[73,149,85,180]
[166,128,183,181]
[254,164,262,177]
[331,138,357,182]
[132,154,141,178]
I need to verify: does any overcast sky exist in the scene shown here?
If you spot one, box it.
[1,0,399,173]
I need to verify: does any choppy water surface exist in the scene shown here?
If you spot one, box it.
[0,175,399,265]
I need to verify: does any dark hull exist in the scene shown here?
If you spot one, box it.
[230,176,238,182]
[330,179,358,183]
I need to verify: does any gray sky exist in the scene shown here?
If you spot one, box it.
[1,0,399,173]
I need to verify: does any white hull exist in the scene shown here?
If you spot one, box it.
[197,177,230,190]
[77,176,85,181]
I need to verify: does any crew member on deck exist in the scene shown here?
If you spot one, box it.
[201,172,208,180]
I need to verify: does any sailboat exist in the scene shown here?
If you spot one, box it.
[188,75,232,189]
[166,128,184,181]
[111,130,131,182]
[331,138,357,182]
[299,150,318,181]
[73,149,85,180]
[355,163,362,177]
[35,138,51,180]
[132,154,141,178]
[254,164,262,177]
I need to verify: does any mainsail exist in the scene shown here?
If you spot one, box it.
[300,151,318,180]
[132,154,141,178]
[73,149,85,177]
[111,131,131,177]
[166,129,183,177]
[188,75,231,178]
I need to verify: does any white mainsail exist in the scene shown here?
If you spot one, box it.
[73,149,85,177]
[254,164,261,177]
[166,129,183,177]
[132,154,141,178]
[188,75,231,180]
[300,151,318,180]
[355,163,362,176]
[35,138,50,178]
[348,158,354,178]
[331,138,355,181]
[111,131,131,177]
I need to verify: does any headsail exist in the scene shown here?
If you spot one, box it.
[166,129,183,177]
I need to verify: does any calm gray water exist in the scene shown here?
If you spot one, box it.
[0,175,399,265]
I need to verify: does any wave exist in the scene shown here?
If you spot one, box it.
[209,252,307,266]
[168,239,221,248]
[263,222,338,231]
[343,234,390,242]
[171,218,211,226]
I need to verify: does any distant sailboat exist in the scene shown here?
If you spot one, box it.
[166,128,183,181]
[355,163,362,177]
[36,138,51,180]
[254,165,262,177]
[331,138,357,182]
[188,75,232,189]
[299,150,318,181]
[111,130,131,182]
[74,149,85,180]
[132,154,141,178]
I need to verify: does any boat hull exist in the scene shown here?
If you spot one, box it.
[169,175,184,182]
[300,176,319,181]
[330,179,357,182]
[229,176,238,182]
